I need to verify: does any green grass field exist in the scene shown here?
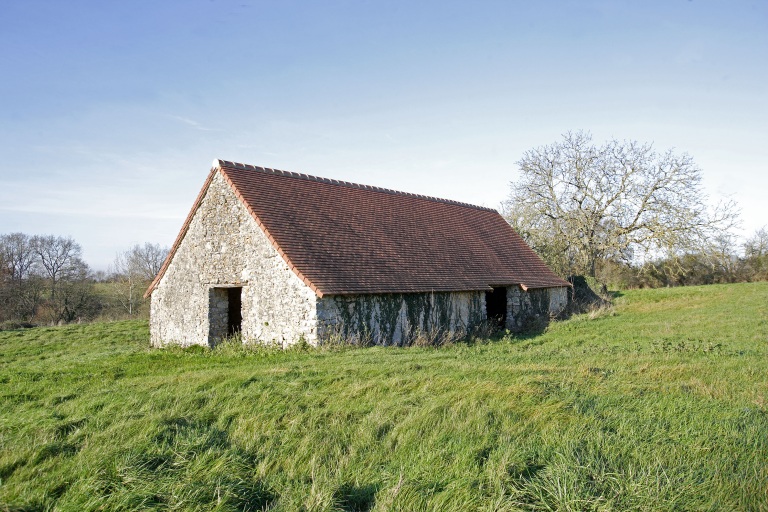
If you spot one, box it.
[1,282,767,511]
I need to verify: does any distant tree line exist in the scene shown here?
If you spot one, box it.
[506,132,766,290]
[0,233,167,328]
[590,227,767,289]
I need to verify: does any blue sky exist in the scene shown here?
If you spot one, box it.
[1,0,766,269]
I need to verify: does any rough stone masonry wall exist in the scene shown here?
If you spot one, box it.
[149,171,318,347]
[316,291,486,345]
[506,286,569,331]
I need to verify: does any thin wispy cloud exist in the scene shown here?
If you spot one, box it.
[168,115,219,132]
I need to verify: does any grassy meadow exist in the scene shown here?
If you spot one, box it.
[1,282,767,511]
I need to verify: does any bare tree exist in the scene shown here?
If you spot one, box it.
[744,227,768,259]
[48,257,99,323]
[109,243,168,317]
[32,235,83,301]
[744,226,768,281]
[1,233,37,283]
[1,233,98,324]
[703,231,742,283]
[0,233,42,321]
[505,131,740,279]
[110,250,142,316]
[127,242,168,281]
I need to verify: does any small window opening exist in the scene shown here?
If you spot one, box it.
[227,287,242,335]
[485,287,507,329]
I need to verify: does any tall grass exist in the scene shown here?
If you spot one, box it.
[1,282,767,511]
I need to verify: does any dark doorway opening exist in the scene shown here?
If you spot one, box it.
[485,287,507,329]
[227,287,242,335]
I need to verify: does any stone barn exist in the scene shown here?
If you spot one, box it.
[145,160,570,347]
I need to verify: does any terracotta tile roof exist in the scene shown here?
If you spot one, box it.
[146,160,570,298]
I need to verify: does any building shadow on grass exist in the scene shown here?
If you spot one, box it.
[334,482,379,512]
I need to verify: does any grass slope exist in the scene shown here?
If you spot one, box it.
[1,282,767,511]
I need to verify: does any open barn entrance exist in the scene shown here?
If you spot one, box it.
[485,287,507,329]
[227,287,242,335]
[209,286,243,344]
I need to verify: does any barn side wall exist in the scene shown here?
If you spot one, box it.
[506,286,569,331]
[316,291,486,345]
[149,171,318,347]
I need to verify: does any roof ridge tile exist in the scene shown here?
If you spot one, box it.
[215,158,497,212]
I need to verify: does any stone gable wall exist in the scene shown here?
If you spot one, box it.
[149,171,318,347]
[316,291,486,345]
